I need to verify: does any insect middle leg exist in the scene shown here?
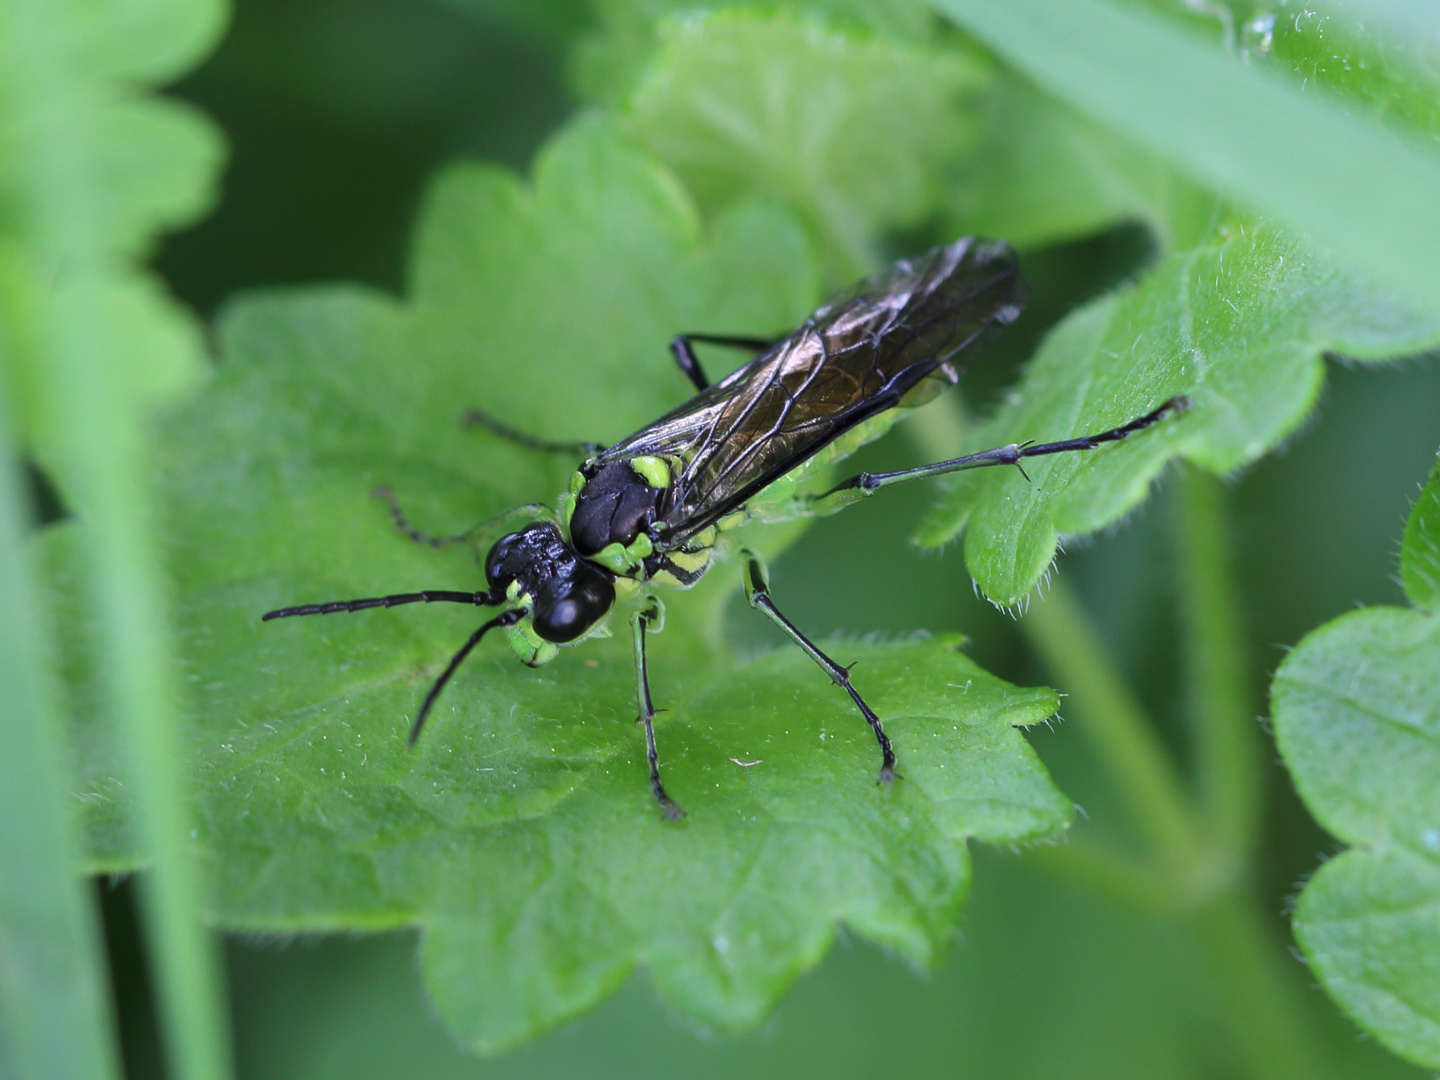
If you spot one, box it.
[740,550,897,785]
[372,486,545,551]
[670,334,776,392]
[460,408,604,456]
[812,395,1190,512]
[631,596,685,820]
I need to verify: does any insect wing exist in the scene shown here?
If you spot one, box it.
[605,237,1025,544]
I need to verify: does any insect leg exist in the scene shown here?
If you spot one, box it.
[631,596,685,820]
[461,408,604,456]
[740,550,897,785]
[814,395,1190,510]
[372,486,548,553]
[670,334,776,392]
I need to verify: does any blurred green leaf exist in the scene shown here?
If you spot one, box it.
[572,0,941,104]
[2,2,233,1078]
[0,386,119,1080]
[931,0,1440,322]
[47,118,1069,1051]
[432,0,593,44]
[617,9,985,280]
[1271,466,1440,1067]
[1129,0,1440,143]
[943,63,1208,252]
[947,0,1440,257]
[1402,459,1440,612]
[917,205,1440,605]
[0,0,226,499]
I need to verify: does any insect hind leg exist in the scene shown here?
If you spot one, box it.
[740,550,897,784]
[816,395,1190,509]
[670,334,776,393]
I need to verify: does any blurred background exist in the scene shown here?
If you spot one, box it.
[85,0,1440,1076]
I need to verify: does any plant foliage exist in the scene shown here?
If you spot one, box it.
[45,118,1066,1051]
[30,0,1440,1064]
[1272,460,1440,1069]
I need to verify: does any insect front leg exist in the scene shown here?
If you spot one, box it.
[740,550,897,785]
[808,395,1190,511]
[631,595,685,820]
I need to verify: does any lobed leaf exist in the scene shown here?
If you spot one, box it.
[572,0,942,104]
[0,0,226,504]
[45,118,1070,1050]
[1272,467,1440,1068]
[917,206,1440,605]
[1402,459,1440,612]
[943,61,1207,253]
[618,9,985,280]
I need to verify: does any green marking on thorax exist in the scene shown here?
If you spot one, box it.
[557,470,587,540]
[591,531,654,574]
[629,456,672,488]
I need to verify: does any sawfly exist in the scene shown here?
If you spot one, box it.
[265,238,1186,818]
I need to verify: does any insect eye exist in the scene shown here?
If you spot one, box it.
[532,567,616,643]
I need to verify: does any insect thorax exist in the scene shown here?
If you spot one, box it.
[569,460,665,557]
[559,456,726,589]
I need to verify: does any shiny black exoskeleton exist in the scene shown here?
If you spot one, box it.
[484,522,615,643]
[568,461,663,557]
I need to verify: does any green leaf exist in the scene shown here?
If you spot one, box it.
[432,0,593,45]
[0,0,226,500]
[1258,2,1440,140]
[617,9,986,280]
[917,206,1440,605]
[572,0,941,105]
[1401,459,1440,612]
[48,118,1070,1050]
[946,0,1440,257]
[943,62,1210,252]
[1272,469,1440,1070]
[931,0,1440,322]
[2,2,232,1079]
[0,382,120,1080]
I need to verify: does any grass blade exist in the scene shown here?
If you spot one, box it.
[930,0,1440,319]
[0,395,120,1080]
[1,1,233,1077]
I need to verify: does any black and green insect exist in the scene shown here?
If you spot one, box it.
[264,238,1186,819]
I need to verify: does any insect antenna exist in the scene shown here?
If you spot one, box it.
[262,590,500,621]
[410,608,525,745]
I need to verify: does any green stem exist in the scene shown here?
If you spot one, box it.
[1025,837,1170,913]
[1173,466,1261,859]
[1023,579,1328,1080]
[1020,580,1203,871]
[1194,893,1328,1080]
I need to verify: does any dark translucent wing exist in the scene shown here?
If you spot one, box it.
[599,237,1026,545]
